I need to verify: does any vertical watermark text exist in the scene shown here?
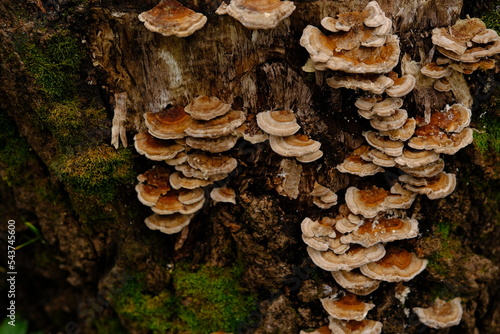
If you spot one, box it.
[6,220,17,326]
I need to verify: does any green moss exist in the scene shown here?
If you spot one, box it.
[52,145,135,204]
[14,31,83,100]
[427,222,460,276]
[474,114,500,155]
[173,263,256,333]
[93,314,129,334]
[113,263,256,334]
[482,3,500,33]
[0,112,33,186]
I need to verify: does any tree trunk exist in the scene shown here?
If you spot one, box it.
[1,0,499,333]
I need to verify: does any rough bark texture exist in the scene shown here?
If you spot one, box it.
[1,0,499,333]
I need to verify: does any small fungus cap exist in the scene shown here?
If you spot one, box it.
[400,172,456,199]
[165,151,188,166]
[144,213,194,234]
[185,110,246,138]
[152,191,205,215]
[210,187,236,204]
[136,166,171,206]
[328,318,383,334]
[145,106,192,140]
[379,118,416,141]
[413,297,463,329]
[408,127,473,154]
[337,153,385,177]
[332,269,381,296]
[370,108,408,131]
[185,135,238,153]
[398,158,445,178]
[184,96,232,121]
[187,152,238,176]
[431,18,486,55]
[134,131,185,161]
[256,109,301,136]
[420,63,453,79]
[366,148,396,167]
[296,150,324,163]
[269,134,321,157]
[371,97,403,117]
[385,73,416,97]
[359,247,428,282]
[394,148,440,168]
[169,171,215,189]
[301,217,336,238]
[138,0,207,37]
[321,294,375,321]
[363,131,404,157]
[327,74,394,95]
[224,0,296,29]
[307,244,386,271]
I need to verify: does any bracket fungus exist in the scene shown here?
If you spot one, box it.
[413,297,463,329]
[152,191,205,215]
[185,135,238,153]
[359,247,428,282]
[399,171,457,199]
[369,108,408,131]
[256,109,301,136]
[385,73,416,98]
[363,131,404,157]
[328,318,383,334]
[336,148,385,177]
[220,0,296,30]
[300,2,400,73]
[307,244,386,271]
[186,152,237,177]
[321,294,375,321]
[269,134,321,158]
[134,131,185,161]
[184,96,232,121]
[332,270,381,296]
[136,166,172,206]
[310,182,338,209]
[145,106,192,140]
[379,118,416,141]
[185,109,246,138]
[345,184,416,218]
[138,0,207,37]
[210,187,236,204]
[398,158,445,178]
[394,148,440,168]
[144,213,194,234]
[327,74,394,95]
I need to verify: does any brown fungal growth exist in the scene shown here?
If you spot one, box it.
[432,18,500,63]
[408,127,473,154]
[363,131,404,157]
[221,0,296,29]
[394,148,440,168]
[235,123,269,144]
[337,150,385,177]
[399,171,456,199]
[165,151,188,166]
[184,96,232,121]
[369,108,408,131]
[185,109,246,138]
[340,216,419,247]
[152,190,205,215]
[134,131,185,161]
[332,269,381,296]
[310,182,338,209]
[385,72,416,97]
[256,109,301,136]
[413,297,463,329]
[144,213,194,234]
[328,318,383,334]
[327,74,394,94]
[364,148,396,167]
[300,2,399,73]
[138,0,207,37]
[345,185,416,218]
[299,326,331,334]
[144,106,192,140]
[379,118,416,141]
[398,158,445,178]
[321,294,375,321]
[269,134,322,158]
[169,171,215,189]
[187,152,237,177]
[359,247,428,282]
[307,244,386,271]
[185,135,239,153]
[420,63,453,79]
[135,166,171,206]
[210,187,236,204]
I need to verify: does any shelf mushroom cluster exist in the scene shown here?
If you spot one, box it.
[134,96,250,234]
[256,109,323,163]
[421,18,500,93]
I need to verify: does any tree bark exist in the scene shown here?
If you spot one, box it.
[0,0,499,333]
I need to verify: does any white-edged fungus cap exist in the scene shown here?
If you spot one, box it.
[307,244,386,271]
[256,109,301,136]
[371,97,403,117]
[359,247,428,282]
[152,191,205,215]
[398,158,445,178]
[210,187,236,204]
[413,297,463,329]
[185,110,246,138]
[187,152,238,177]
[185,135,238,153]
[370,108,408,131]
[385,73,416,97]
[408,127,473,154]
[169,171,215,189]
[379,118,416,141]
[321,294,375,321]
[144,213,194,234]
[420,63,453,79]
[332,269,381,296]
[366,148,396,167]
[184,96,231,121]
[223,0,296,29]
[136,166,172,206]
[165,151,188,166]
[235,123,269,144]
[337,153,385,177]
[394,148,440,168]
[134,131,185,161]
[296,150,324,163]
[138,0,207,37]
[269,134,321,157]
[327,74,394,94]
[363,131,404,157]
[144,106,192,140]
[400,172,457,199]
[328,318,383,334]
[301,217,336,238]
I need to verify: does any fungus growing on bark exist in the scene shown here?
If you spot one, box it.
[178,187,205,205]
[332,269,381,296]
[337,150,385,177]
[307,244,386,271]
[269,134,322,158]
[433,77,452,92]
[187,152,237,177]
[185,135,238,153]
[256,109,301,136]
[144,213,194,234]
[235,123,269,144]
[394,148,440,168]
[175,163,228,181]
[136,166,171,206]
[321,294,375,321]
[310,182,338,209]
[328,318,383,334]
[185,110,246,138]
[363,131,404,157]
[379,118,416,141]
[359,247,428,282]
[184,96,231,121]
[152,190,205,215]
[399,172,456,199]
[327,74,394,94]
[134,131,185,160]
[145,106,192,140]
[301,217,337,238]
[369,109,408,131]
[364,148,396,167]
[413,297,463,329]
[340,216,419,247]
[138,0,207,37]
[385,73,416,97]
[420,63,453,79]
[210,187,236,204]
[345,185,416,218]
[220,0,296,29]
[398,158,445,178]
[169,171,215,189]
[296,150,324,163]
[408,127,473,154]
[165,151,188,166]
